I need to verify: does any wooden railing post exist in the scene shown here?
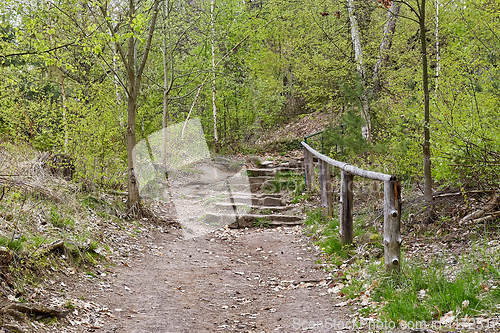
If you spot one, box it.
[319,160,329,207]
[340,171,353,245]
[326,167,334,218]
[304,148,313,192]
[384,180,401,272]
[319,160,334,217]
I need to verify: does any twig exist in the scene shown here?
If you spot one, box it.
[434,189,497,199]
[471,211,500,224]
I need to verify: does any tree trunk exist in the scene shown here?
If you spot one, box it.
[162,0,170,168]
[373,2,401,95]
[346,0,371,141]
[419,0,434,221]
[210,0,219,153]
[126,36,140,211]
[126,0,140,211]
[111,29,124,128]
[434,0,440,92]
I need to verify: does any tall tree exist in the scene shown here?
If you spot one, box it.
[346,0,371,141]
[434,0,440,92]
[392,0,434,219]
[210,0,219,152]
[100,0,161,213]
[417,0,433,220]
[372,1,402,96]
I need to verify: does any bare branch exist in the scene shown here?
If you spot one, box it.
[98,3,128,69]
[137,0,161,81]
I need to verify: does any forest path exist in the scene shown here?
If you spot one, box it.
[71,225,350,333]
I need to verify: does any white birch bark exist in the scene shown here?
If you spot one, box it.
[162,0,169,167]
[346,0,371,141]
[434,0,440,92]
[373,2,401,95]
[210,0,219,152]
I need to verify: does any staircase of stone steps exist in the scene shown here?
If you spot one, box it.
[204,158,305,229]
[169,157,305,233]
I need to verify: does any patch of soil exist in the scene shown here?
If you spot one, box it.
[55,226,350,333]
[255,111,335,147]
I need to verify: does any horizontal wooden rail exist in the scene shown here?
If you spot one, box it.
[302,141,401,272]
[302,142,394,182]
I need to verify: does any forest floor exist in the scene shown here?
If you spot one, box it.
[1,146,498,333]
[62,224,352,333]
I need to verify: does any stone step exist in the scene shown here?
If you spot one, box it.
[246,167,302,177]
[260,179,302,193]
[259,160,274,168]
[267,220,304,227]
[278,159,303,169]
[229,192,282,199]
[203,213,302,228]
[232,196,284,207]
[180,192,283,204]
[248,176,273,184]
[214,202,290,212]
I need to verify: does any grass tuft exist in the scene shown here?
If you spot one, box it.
[0,235,26,252]
[304,209,353,265]
[372,261,498,323]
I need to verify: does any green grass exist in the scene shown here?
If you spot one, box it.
[304,209,353,265]
[0,235,26,252]
[291,192,310,204]
[253,217,271,228]
[304,207,499,326]
[342,278,364,299]
[372,261,498,323]
[49,207,74,229]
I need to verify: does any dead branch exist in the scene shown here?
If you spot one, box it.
[460,194,498,223]
[40,240,66,254]
[1,302,68,318]
[433,189,497,199]
[471,211,500,224]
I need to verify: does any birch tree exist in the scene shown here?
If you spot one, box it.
[346,0,371,141]
[210,0,219,152]
[372,1,402,95]
[434,0,440,92]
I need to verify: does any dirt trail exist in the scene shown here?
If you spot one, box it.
[70,226,349,333]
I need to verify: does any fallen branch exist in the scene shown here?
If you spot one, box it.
[471,211,500,224]
[1,302,68,318]
[40,240,65,254]
[433,189,497,199]
[460,194,498,223]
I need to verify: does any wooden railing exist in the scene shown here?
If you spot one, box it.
[302,141,401,272]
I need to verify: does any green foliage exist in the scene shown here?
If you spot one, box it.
[49,207,74,230]
[323,110,371,158]
[0,0,497,191]
[0,235,26,252]
[373,261,497,322]
[304,209,352,265]
[253,217,271,228]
